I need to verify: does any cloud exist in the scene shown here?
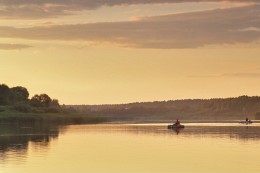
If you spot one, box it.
[0,43,32,50]
[190,72,260,78]
[0,5,259,49]
[238,27,260,32]
[0,0,258,19]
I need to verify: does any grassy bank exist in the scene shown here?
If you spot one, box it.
[0,110,108,125]
[256,114,260,120]
[1,107,257,125]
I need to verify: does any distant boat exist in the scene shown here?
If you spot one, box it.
[168,124,185,129]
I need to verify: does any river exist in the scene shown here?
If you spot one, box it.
[0,123,260,173]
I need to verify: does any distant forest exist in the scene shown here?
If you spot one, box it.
[68,96,260,120]
[2,83,260,120]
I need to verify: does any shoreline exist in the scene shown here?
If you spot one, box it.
[1,117,259,126]
[0,111,259,125]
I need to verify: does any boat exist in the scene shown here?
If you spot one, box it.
[168,124,185,129]
[239,120,253,124]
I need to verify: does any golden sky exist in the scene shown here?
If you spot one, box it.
[0,0,260,104]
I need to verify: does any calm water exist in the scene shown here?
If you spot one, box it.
[1,123,260,173]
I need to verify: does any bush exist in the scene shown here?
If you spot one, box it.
[14,104,32,113]
[45,107,61,113]
[31,108,45,113]
[0,106,6,112]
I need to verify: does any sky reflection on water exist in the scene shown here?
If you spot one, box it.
[0,123,260,173]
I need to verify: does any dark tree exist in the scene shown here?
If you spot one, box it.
[39,94,51,107]
[30,94,42,107]
[0,84,10,105]
[10,86,29,104]
[30,94,52,107]
[50,99,60,107]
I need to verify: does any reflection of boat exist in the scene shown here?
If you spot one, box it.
[239,120,253,124]
[168,124,185,129]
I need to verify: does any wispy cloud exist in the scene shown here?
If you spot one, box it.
[190,72,260,78]
[0,0,257,19]
[238,27,260,32]
[0,5,259,49]
[0,43,32,50]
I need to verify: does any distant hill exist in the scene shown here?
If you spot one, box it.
[67,96,260,121]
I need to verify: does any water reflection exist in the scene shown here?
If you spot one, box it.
[72,123,260,141]
[168,127,184,135]
[0,123,260,173]
[0,124,61,162]
[1,123,260,156]
[181,124,260,141]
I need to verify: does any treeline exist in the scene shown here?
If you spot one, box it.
[0,84,61,113]
[68,96,260,120]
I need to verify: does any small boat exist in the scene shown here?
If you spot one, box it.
[239,120,253,124]
[168,124,185,129]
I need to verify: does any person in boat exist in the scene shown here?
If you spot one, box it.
[244,117,253,124]
[174,119,181,126]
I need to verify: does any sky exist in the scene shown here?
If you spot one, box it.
[0,0,260,105]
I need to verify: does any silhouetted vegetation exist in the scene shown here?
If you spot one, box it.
[0,84,10,105]
[2,83,260,123]
[9,86,29,104]
[0,84,107,124]
[0,84,60,113]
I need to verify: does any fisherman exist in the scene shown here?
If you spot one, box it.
[246,117,249,122]
[174,119,181,126]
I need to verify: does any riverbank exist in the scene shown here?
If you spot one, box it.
[1,110,259,125]
[0,110,108,125]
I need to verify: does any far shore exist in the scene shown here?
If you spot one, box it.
[105,119,260,124]
[0,111,259,125]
